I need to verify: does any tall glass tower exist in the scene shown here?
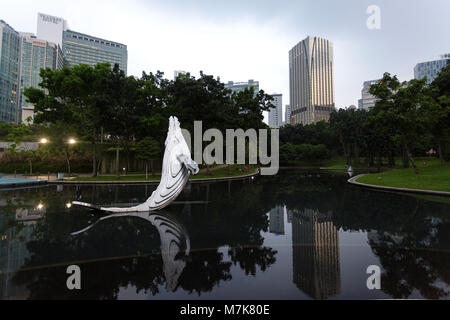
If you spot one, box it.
[18,33,64,123]
[289,36,335,125]
[0,20,21,123]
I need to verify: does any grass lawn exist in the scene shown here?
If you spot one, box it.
[356,158,450,192]
[71,165,258,182]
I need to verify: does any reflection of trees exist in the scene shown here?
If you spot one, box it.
[178,250,232,295]
[175,180,278,294]
[368,225,450,299]
[12,216,165,299]
[332,184,450,299]
[1,179,278,299]
[4,170,449,299]
[228,246,277,276]
[258,170,450,299]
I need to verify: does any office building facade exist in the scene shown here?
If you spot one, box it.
[289,36,335,125]
[0,20,21,123]
[18,33,63,123]
[285,104,291,125]
[224,79,259,95]
[268,93,282,128]
[358,79,379,110]
[62,29,128,74]
[414,58,449,85]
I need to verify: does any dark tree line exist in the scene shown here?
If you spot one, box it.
[24,64,274,176]
[280,63,450,172]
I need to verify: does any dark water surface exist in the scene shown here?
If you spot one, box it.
[1,169,449,300]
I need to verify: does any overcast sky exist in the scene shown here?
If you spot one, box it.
[2,0,450,123]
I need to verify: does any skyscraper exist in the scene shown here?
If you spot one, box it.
[62,30,128,74]
[18,33,64,123]
[289,36,335,125]
[284,104,291,125]
[0,20,21,123]
[268,93,282,128]
[358,79,379,110]
[414,57,449,85]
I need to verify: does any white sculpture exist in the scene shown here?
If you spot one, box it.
[73,116,199,212]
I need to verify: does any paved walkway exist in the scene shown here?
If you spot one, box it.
[348,174,450,197]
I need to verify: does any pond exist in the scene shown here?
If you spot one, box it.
[0,169,449,300]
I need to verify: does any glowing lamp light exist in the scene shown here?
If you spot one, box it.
[36,203,44,210]
[39,138,48,144]
[65,202,72,208]
[68,138,76,144]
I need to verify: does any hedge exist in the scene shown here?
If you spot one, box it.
[0,161,92,174]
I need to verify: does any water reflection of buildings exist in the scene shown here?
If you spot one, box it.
[269,206,284,235]
[0,204,44,299]
[290,208,341,299]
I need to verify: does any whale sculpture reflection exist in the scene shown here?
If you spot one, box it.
[73,116,199,212]
[71,211,190,292]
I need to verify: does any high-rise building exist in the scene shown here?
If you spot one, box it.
[62,29,128,74]
[18,33,64,123]
[224,79,259,95]
[36,13,68,48]
[284,104,291,125]
[268,93,282,128]
[289,36,335,125]
[414,58,449,85]
[0,20,21,123]
[358,79,380,110]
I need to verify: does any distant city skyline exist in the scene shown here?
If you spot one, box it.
[2,0,450,124]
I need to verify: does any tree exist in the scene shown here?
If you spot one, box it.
[43,121,79,175]
[24,63,113,177]
[232,86,274,130]
[135,137,161,178]
[99,65,141,176]
[369,73,429,174]
[428,62,450,164]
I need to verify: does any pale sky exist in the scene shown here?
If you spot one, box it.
[2,0,450,123]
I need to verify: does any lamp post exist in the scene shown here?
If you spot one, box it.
[65,138,77,175]
[33,138,49,176]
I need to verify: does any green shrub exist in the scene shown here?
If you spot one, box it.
[0,161,92,174]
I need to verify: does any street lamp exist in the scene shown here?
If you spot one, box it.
[39,138,48,144]
[65,138,77,175]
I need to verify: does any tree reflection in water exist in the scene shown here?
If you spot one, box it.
[0,170,449,299]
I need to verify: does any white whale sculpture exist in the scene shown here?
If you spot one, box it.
[73,116,199,212]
